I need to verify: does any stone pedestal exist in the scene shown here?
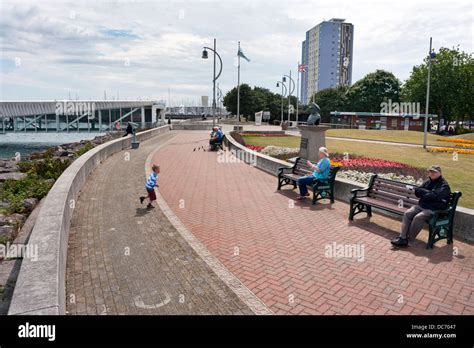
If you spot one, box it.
[298,125,329,162]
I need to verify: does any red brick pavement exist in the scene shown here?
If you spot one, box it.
[152,131,474,315]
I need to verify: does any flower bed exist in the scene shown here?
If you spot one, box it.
[429,147,474,155]
[337,170,423,185]
[245,144,265,152]
[437,138,474,145]
[331,154,424,185]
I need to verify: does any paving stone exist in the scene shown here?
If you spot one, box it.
[66,132,254,315]
[151,131,474,315]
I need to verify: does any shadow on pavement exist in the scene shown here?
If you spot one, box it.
[135,207,153,217]
[350,217,456,263]
[275,188,337,211]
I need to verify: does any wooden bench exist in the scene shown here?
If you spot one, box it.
[349,175,462,249]
[277,157,340,205]
[210,135,225,151]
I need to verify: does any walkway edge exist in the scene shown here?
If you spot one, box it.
[8,125,171,315]
[145,141,273,315]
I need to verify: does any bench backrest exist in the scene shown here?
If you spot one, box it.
[368,175,463,214]
[293,157,314,176]
[328,166,340,185]
[447,191,462,211]
[367,175,418,209]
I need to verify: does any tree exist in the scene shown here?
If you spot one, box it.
[223,84,254,118]
[346,70,401,112]
[310,86,349,122]
[223,84,296,123]
[402,47,473,126]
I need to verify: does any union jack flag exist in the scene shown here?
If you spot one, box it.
[298,64,308,72]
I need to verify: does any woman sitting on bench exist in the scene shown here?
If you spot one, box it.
[296,147,331,200]
[209,126,224,150]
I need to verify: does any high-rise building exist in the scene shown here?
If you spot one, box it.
[300,18,354,105]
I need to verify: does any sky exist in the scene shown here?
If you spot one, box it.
[0,0,472,105]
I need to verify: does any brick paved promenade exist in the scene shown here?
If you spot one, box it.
[67,130,473,315]
[152,131,474,315]
[66,131,260,315]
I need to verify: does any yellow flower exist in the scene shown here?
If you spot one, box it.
[437,138,474,145]
[429,147,474,155]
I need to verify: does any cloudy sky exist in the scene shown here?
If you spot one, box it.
[0,0,472,105]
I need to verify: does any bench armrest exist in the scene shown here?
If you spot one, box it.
[350,188,369,198]
[432,207,451,215]
[278,166,293,174]
[430,207,453,223]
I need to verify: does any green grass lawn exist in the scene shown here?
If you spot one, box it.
[243,135,301,148]
[325,129,474,147]
[243,135,474,208]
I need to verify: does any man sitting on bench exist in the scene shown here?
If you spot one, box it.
[391,165,451,247]
[296,147,330,200]
[209,126,224,150]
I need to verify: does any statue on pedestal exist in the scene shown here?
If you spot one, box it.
[306,103,321,126]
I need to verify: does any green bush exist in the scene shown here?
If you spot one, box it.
[456,127,474,135]
[75,142,94,158]
[18,158,71,180]
[0,176,53,214]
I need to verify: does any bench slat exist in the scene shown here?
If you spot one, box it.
[355,197,409,214]
[374,177,413,188]
[370,195,418,208]
[373,181,418,198]
[370,188,419,203]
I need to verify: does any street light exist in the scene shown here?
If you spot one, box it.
[423,37,436,149]
[276,81,287,125]
[202,38,223,127]
[283,73,295,124]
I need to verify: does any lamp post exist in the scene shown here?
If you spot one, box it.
[283,73,295,124]
[202,38,223,127]
[276,81,287,125]
[423,37,435,149]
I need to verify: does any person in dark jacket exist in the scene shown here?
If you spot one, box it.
[123,122,134,137]
[391,165,451,247]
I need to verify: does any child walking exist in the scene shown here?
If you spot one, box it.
[140,164,160,209]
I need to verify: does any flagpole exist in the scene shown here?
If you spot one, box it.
[237,41,241,129]
[296,62,299,124]
[288,69,292,123]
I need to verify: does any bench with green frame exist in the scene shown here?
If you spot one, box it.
[348,174,462,249]
[277,157,340,205]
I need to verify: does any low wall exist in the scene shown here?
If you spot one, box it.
[8,125,171,315]
[224,133,474,243]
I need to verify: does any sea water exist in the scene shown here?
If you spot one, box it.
[0,132,106,159]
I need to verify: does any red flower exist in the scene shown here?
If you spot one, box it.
[245,145,264,152]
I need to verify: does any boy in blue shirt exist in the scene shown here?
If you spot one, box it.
[297,147,330,200]
[140,164,160,209]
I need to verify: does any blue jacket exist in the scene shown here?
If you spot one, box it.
[215,129,224,141]
[312,157,330,181]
